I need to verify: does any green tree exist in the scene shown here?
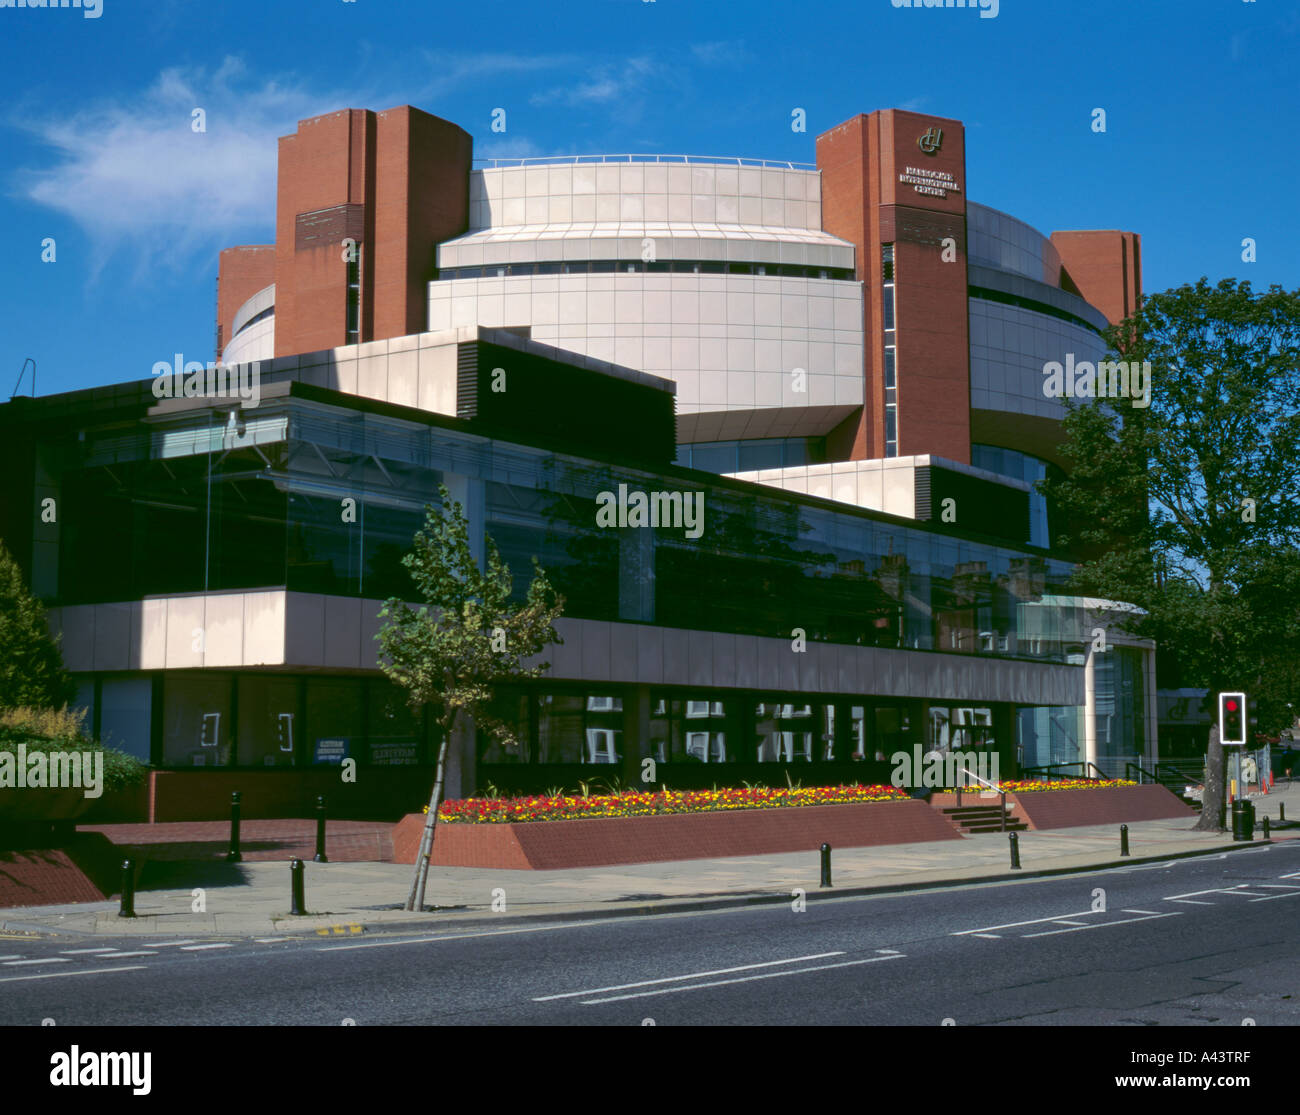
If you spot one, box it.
[377,485,564,911]
[1041,278,1300,830]
[0,539,76,710]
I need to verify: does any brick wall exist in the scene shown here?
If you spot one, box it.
[216,245,274,359]
[1049,229,1143,327]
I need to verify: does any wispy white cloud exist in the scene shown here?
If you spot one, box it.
[8,50,578,282]
[10,59,366,281]
[529,56,661,109]
[689,41,755,68]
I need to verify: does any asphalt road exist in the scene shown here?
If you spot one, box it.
[3,843,1299,1027]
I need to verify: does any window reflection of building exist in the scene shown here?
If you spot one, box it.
[755,702,815,762]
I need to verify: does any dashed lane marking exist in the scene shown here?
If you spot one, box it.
[1021,911,1182,938]
[533,952,845,1002]
[3,958,70,966]
[103,951,157,958]
[951,909,1096,936]
[577,954,908,1005]
[59,948,118,955]
[0,965,147,984]
[180,944,233,951]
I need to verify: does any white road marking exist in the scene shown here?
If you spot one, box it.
[319,921,610,952]
[533,952,845,1002]
[1249,890,1300,902]
[143,940,201,948]
[3,957,70,966]
[59,948,118,955]
[0,965,147,984]
[254,937,287,943]
[1168,899,1214,905]
[1022,911,1182,938]
[874,948,902,954]
[579,954,907,1005]
[952,909,1095,936]
[1121,909,1161,915]
[1050,920,1089,926]
[180,944,233,951]
[971,933,1001,939]
[104,951,157,958]
[1163,886,1252,901]
[0,954,23,961]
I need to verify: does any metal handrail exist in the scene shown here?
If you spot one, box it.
[1126,761,1158,785]
[1021,760,1110,782]
[953,767,1009,832]
[473,153,818,171]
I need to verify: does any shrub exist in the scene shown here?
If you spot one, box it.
[0,705,147,793]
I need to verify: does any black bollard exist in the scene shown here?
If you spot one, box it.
[1120,823,1130,857]
[290,859,306,915]
[1009,831,1021,870]
[118,859,136,918]
[1281,802,1287,823]
[820,842,832,888]
[1263,816,1271,841]
[226,791,242,863]
[314,795,328,863]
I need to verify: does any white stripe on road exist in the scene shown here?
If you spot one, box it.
[578,953,907,1005]
[319,921,612,952]
[952,909,1095,935]
[0,955,23,960]
[103,951,157,958]
[0,965,147,984]
[1022,912,1181,938]
[1049,920,1089,926]
[180,944,233,951]
[533,952,845,1002]
[143,940,201,948]
[1168,899,1214,905]
[1249,890,1300,902]
[3,958,69,966]
[59,948,118,955]
[970,933,1001,939]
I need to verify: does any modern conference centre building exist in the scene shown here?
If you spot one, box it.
[0,104,1155,817]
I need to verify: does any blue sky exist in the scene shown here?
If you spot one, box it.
[1,0,1295,398]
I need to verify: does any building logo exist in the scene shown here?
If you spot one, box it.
[918,127,943,155]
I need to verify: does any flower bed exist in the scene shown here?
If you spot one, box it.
[995,779,1137,793]
[431,784,909,825]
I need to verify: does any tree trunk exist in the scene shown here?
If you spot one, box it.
[1195,721,1225,832]
[405,711,455,912]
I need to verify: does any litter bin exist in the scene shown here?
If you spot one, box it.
[1231,799,1255,842]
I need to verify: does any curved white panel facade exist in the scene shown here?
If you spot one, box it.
[429,161,862,440]
[223,282,276,366]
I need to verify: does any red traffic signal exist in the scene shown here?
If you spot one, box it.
[1219,692,1247,746]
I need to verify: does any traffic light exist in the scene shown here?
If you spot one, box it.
[1218,692,1247,746]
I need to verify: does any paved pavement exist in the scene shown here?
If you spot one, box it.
[5,785,1296,937]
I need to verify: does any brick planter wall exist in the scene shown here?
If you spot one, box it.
[393,799,962,870]
[1007,784,1195,829]
[0,833,125,908]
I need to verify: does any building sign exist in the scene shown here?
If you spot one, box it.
[898,165,962,199]
[313,737,351,764]
[918,127,943,155]
[370,739,420,766]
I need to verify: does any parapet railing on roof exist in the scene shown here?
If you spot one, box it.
[472,154,818,171]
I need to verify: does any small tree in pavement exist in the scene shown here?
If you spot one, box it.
[377,485,564,912]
